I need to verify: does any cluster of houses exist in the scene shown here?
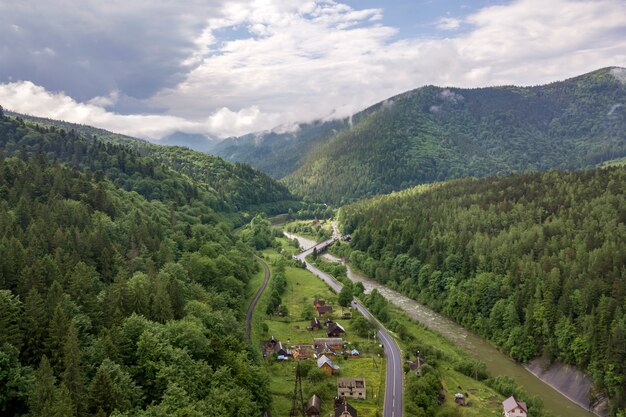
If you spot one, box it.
[263,298,368,417]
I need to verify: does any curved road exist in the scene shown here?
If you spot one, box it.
[245,256,271,342]
[294,234,403,417]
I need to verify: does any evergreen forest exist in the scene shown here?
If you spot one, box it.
[337,167,626,413]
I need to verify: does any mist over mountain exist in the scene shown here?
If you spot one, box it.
[212,67,626,204]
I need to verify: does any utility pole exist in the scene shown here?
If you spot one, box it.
[290,362,305,416]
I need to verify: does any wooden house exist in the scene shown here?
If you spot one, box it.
[308,317,322,331]
[306,395,321,417]
[315,343,336,358]
[326,323,346,337]
[314,338,343,350]
[317,305,334,317]
[317,355,339,376]
[334,401,357,417]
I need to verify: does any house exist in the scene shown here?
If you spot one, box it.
[314,338,344,350]
[314,343,336,358]
[317,355,340,376]
[327,323,346,337]
[308,317,322,331]
[314,298,326,308]
[274,341,292,357]
[337,378,366,400]
[407,357,425,375]
[306,395,321,417]
[262,336,292,358]
[317,305,334,317]
[454,393,466,406]
[502,396,528,417]
[334,400,357,417]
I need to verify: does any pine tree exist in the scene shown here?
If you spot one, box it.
[20,288,47,365]
[62,322,84,416]
[0,289,23,349]
[47,305,70,374]
[29,356,56,417]
[50,383,76,417]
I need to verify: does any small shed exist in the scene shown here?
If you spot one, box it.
[317,305,334,317]
[306,394,321,417]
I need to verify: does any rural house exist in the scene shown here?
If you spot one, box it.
[334,400,358,417]
[502,396,528,417]
[337,377,366,399]
[314,338,344,350]
[326,322,346,337]
[317,354,340,376]
[317,305,334,317]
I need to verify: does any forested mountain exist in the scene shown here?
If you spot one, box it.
[0,109,282,416]
[211,118,350,179]
[336,167,626,413]
[216,67,626,204]
[7,112,300,216]
[158,132,217,153]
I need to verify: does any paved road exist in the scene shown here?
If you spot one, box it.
[245,256,271,342]
[294,236,403,417]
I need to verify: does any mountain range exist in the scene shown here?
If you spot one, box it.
[211,67,626,204]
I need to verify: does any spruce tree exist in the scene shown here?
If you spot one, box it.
[62,322,84,416]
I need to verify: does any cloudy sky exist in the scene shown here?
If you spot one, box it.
[1,0,625,140]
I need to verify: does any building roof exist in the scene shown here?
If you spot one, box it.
[327,322,346,336]
[315,343,336,356]
[317,355,340,370]
[502,396,528,413]
[317,305,334,314]
[314,298,326,306]
[350,349,360,355]
[306,395,321,413]
[337,378,365,389]
[314,338,343,346]
[334,401,357,417]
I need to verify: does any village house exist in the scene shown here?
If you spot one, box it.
[314,337,344,350]
[502,396,528,417]
[326,322,346,337]
[308,317,322,331]
[292,345,313,360]
[262,336,292,358]
[305,395,321,417]
[317,354,340,376]
[314,343,336,358]
[313,298,326,308]
[334,400,357,417]
[337,377,367,400]
[317,305,334,317]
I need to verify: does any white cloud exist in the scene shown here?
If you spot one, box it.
[1,0,625,139]
[0,81,272,139]
[149,0,626,135]
[437,17,461,30]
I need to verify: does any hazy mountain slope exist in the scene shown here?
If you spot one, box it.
[240,67,625,204]
[337,166,626,413]
[211,118,351,178]
[159,131,217,152]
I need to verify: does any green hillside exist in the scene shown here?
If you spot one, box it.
[216,67,626,204]
[336,167,626,414]
[0,110,274,416]
[7,112,301,217]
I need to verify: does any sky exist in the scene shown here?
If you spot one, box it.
[0,0,625,140]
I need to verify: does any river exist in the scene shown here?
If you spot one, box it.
[284,232,602,417]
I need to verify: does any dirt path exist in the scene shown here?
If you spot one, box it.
[245,256,270,342]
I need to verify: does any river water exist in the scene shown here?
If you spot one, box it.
[284,232,599,417]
